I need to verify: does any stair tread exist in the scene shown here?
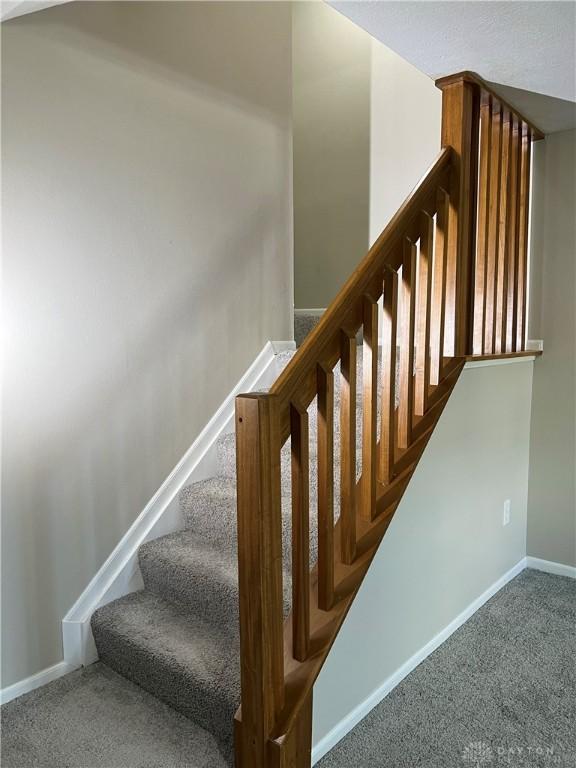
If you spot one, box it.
[91,347,414,752]
[92,589,240,752]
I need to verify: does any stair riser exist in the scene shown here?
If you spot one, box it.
[92,622,238,755]
[138,533,302,619]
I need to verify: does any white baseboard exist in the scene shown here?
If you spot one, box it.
[526,556,576,579]
[311,558,527,765]
[0,661,74,706]
[271,340,298,353]
[7,553,573,713]
[62,339,295,669]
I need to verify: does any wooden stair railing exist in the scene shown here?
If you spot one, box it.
[234,72,543,768]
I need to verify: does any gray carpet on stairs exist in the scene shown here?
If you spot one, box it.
[2,570,574,767]
[90,345,371,758]
[294,311,322,346]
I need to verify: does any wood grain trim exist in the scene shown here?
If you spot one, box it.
[473,96,492,354]
[290,402,310,662]
[464,350,541,362]
[235,394,285,767]
[484,103,503,354]
[430,188,449,385]
[516,124,532,351]
[495,112,512,354]
[440,78,480,357]
[317,364,335,612]
[505,116,521,352]
[379,268,399,485]
[339,329,357,566]
[361,295,379,521]
[398,239,417,450]
[435,71,544,140]
[415,212,434,416]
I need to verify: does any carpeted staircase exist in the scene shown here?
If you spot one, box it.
[91,308,390,762]
[92,318,371,762]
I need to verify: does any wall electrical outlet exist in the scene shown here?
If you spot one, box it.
[503,499,511,526]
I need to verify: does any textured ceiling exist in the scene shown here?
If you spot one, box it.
[331,1,576,131]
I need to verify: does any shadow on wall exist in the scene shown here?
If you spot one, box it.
[486,80,576,134]
[1,0,292,686]
[21,0,290,125]
[5,198,283,682]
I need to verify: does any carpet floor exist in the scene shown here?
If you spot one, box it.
[0,662,229,768]
[318,569,576,768]
[2,569,574,768]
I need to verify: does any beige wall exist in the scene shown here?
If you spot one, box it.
[313,359,534,749]
[292,1,370,309]
[369,42,441,244]
[527,129,576,567]
[1,1,293,687]
[293,2,441,309]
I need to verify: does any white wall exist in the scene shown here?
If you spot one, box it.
[1,1,293,688]
[313,359,534,750]
[527,130,576,568]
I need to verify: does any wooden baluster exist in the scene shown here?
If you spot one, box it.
[339,329,357,565]
[317,363,334,611]
[361,295,378,521]
[379,267,398,484]
[398,238,417,450]
[473,94,492,354]
[505,116,520,352]
[484,102,503,354]
[235,393,284,768]
[415,213,434,415]
[431,189,449,385]
[290,402,309,661]
[495,110,512,353]
[516,124,532,351]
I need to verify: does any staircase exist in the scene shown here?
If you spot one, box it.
[92,351,297,761]
[91,71,543,768]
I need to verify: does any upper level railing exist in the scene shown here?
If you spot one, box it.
[435,71,543,358]
[234,72,543,768]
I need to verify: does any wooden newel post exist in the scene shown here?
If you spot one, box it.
[235,393,285,768]
[436,73,481,357]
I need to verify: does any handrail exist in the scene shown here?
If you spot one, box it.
[270,147,453,415]
[234,71,543,767]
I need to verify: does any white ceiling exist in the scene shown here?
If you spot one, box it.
[331,1,576,132]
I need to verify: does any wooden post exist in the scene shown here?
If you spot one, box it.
[436,74,481,357]
[235,393,285,768]
[268,692,313,768]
